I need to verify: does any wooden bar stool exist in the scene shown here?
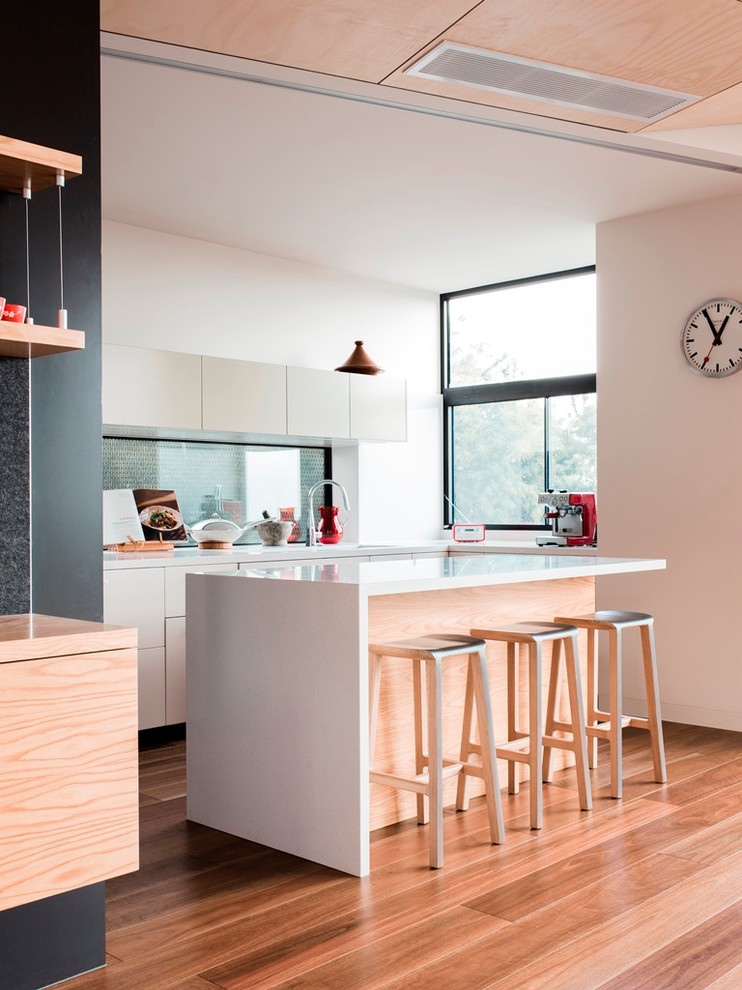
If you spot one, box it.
[553,610,667,799]
[368,634,505,869]
[461,622,592,830]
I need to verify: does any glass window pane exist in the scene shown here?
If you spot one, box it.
[548,394,597,494]
[451,399,544,526]
[448,271,596,386]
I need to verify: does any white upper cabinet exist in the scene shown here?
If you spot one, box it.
[349,375,407,442]
[202,356,287,435]
[286,366,350,439]
[103,344,202,429]
[102,344,406,442]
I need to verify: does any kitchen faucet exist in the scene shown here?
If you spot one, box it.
[307,479,350,547]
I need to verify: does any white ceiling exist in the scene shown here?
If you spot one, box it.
[100,41,742,293]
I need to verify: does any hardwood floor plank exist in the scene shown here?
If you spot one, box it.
[464,783,742,920]
[662,811,742,866]
[703,962,742,989]
[596,902,742,990]
[207,906,506,990]
[367,852,706,990]
[480,849,742,990]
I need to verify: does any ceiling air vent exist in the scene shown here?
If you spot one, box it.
[405,42,700,121]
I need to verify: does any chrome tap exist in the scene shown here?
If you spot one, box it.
[307,479,350,547]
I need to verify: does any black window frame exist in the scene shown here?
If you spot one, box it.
[441,266,597,532]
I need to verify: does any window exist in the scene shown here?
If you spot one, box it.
[442,267,596,529]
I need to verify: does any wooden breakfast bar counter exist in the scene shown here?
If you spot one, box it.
[186,553,665,877]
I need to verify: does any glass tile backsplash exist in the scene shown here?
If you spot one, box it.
[103,437,329,544]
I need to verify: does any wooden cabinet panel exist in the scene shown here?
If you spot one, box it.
[103,343,202,429]
[0,643,138,911]
[286,366,350,438]
[202,356,287,435]
[350,374,407,441]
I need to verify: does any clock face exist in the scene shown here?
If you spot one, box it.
[682,299,742,378]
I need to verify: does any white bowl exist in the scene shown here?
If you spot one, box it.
[256,520,294,546]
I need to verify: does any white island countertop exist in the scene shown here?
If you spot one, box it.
[235,552,666,596]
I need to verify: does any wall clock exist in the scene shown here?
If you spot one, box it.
[681,298,742,378]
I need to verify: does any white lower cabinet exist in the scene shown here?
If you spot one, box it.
[104,568,166,730]
[165,618,186,725]
[138,647,166,730]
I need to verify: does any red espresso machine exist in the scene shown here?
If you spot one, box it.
[536,491,597,547]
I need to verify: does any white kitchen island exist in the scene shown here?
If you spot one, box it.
[186,553,665,876]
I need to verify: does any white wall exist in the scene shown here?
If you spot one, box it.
[102,221,442,541]
[596,193,742,731]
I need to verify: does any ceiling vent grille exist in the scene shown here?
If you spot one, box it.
[405,43,700,121]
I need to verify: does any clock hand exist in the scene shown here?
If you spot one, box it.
[701,314,731,366]
[702,308,721,342]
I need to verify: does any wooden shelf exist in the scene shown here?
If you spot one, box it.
[0,320,85,358]
[0,134,82,195]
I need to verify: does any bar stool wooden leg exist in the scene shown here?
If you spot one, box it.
[369,650,382,771]
[542,638,563,783]
[506,641,520,796]
[455,646,505,844]
[586,628,599,769]
[528,640,543,830]
[640,622,667,784]
[412,658,428,825]
[427,656,444,869]
[562,633,592,812]
[609,627,622,799]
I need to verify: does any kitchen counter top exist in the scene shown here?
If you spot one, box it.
[103,539,600,569]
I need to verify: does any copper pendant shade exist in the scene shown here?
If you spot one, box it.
[335,340,384,375]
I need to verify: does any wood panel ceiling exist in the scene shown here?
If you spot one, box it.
[101,0,742,135]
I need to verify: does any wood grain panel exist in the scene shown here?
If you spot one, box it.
[367,576,594,829]
[0,134,82,195]
[0,647,139,911]
[383,0,742,133]
[641,79,742,132]
[0,612,137,663]
[101,0,480,81]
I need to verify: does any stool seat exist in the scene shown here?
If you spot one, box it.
[555,611,652,630]
[471,622,578,643]
[368,634,504,869]
[370,634,489,657]
[553,610,666,799]
[462,621,591,830]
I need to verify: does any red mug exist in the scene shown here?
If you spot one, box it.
[2,303,26,323]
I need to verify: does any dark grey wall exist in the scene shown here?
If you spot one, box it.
[0,0,102,620]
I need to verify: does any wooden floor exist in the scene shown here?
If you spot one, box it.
[62,722,741,990]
